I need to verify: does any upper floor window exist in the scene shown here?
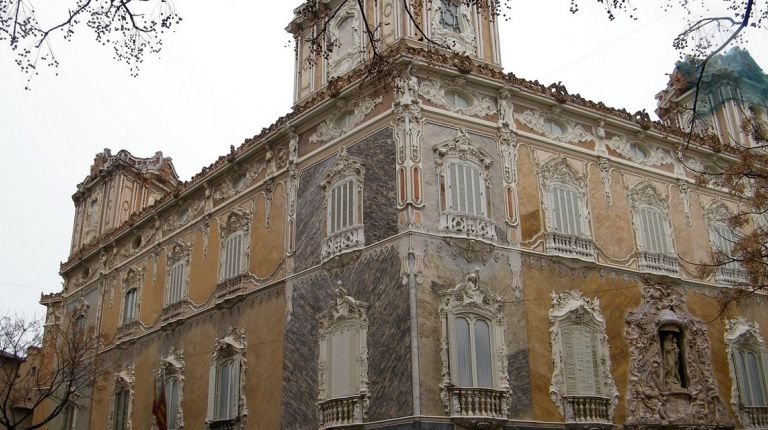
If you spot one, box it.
[321,148,365,261]
[217,209,251,284]
[318,286,369,428]
[537,158,593,260]
[628,182,679,276]
[549,291,618,424]
[726,318,768,428]
[166,262,186,304]
[542,119,566,137]
[326,3,361,78]
[122,289,138,324]
[430,0,477,55]
[207,328,245,429]
[706,202,748,285]
[439,271,510,420]
[434,128,496,241]
[438,0,461,32]
[120,267,143,327]
[166,240,192,306]
[445,90,471,109]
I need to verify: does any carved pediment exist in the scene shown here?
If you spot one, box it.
[219,208,251,238]
[166,240,192,266]
[320,147,365,190]
[159,346,185,374]
[122,267,143,291]
[537,157,587,190]
[319,284,368,330]
[627,181,669,213]
[439,270,503,315]
[212,327,246,359]
[433,128,493,171]
[704,201,735,225]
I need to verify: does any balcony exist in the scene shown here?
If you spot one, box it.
[716,266,749,286]
[115,320,139,340]
[637,252,679,277]
[447,387,508,422]
[215,274,253,300]
[160,300,189,321]
[208,418,237,430]
[321,225,365,261]
[546,232,595,261]
[439,213,497,242]
[563,395,612,425]
[318,395,366,429]
[743,406,768,428]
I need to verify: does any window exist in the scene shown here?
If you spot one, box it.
[638,206,670,254]
[438,0,461,32]
[207,328,245,427]
[336,110,355,130]
[543,119,565,137]
[61,404,75,430]
[74,315,86,334]
[122,289,138,324]
[318,288,369,427]
[549,290,618,424]
[113,389,130,430]
[445,90,471,109]
[222,232,244,280]
[550,184,582,236]
[430,0,476,55]
[453,314,493,388]
[628,183,678,276]
[321,148,365,260]
[445,161,487,217]
[628,143,648,161]
[712,222,740,268]
[217,209,251,285]
[726,319,768,427]
[166,261,186,305]
[165,376,180,430]
[439,271,510,420]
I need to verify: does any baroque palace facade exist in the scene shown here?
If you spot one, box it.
[36,1,768,429]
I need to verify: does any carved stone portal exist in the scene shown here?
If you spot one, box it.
[624,281,732,429]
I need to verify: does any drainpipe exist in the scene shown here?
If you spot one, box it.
[407,245,421,416]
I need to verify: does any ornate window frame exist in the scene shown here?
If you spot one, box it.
[206,328,247,430]
[705,202,748,285]
[726,319,768,428]
[309,96,383,144]
[156,347,184,430]
[549,290,619,424]
[430,0,477,55]
[165,240,192,307]
[433,128,496,242]
[627,182,679,277]
[119,267,143,328]
[326,1,362,78]
[438,270,510,423]
[537,157,594,260]
[320,148,365,261]
[108,366,134,430]
[518,109,594,144]
[418,78,497,117]
[317,286,369,429]
[217,208,251,283]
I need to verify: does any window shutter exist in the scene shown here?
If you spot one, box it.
[335,183,343,231]
[346,180,355,227]
[207,364,216,421]
[474,319,493,388]
[562,328,577,395]
[230,358,241,418]
[471,167,483,217]
[349,327,361,394]
[590,332,602,395]
[166,378,179,429]
[448,164,458,212]
[329,186,337,234]
[455,317,472,387]
[331,329,350,397]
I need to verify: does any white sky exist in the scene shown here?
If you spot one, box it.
[1,0,766,319]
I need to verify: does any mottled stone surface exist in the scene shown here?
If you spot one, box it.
[347,127,398,246]
[282,247,411,428]
[508,348,533,418]
[294,127,398,272]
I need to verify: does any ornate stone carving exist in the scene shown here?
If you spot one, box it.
[549,290,619,424]
[122,266,143,292]
[156,347,184,430]
[166,240,192,267]
[498,127,518,185]
[438,270,511,420]
[317,285,369,427]
[725,318,768,428]
[677,179,692,227]
[429,0,477,55]
[108,365,135,430]
[209,327,247,430]
[326,1,361,78]
[163,199,205,234]
[213,163,264,201]
[433,128,493,171]
[309,96,383,144]
[607,134,672,167]
[321,148,365,261]
[518,109,594,144]
[598,157,613,206]
[217,208,251,283]
[419,77,496,117]
[624,281,731,429]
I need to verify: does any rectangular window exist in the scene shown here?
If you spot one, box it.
[113,390,129,430]
[328,327,361,398]
[222,233,244,280]
[210,359,240,421]
[328,179,356,235]
[551,185,582,236]
[736,350,768,406]
[454,315,493,388]
[562,326,601,396]
[122,290,137,324]
[446,162,486,217]
[713,223,740,269]
[166,262,185,304]
[166,378,179,430]
[639,207,669,254]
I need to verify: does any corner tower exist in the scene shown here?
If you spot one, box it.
[287,0,503,104]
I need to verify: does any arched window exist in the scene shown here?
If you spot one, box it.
[321,148,365,261]
[206,328,245,429]
[726,319,768,428]
[119,267,143,330]
[549,291,618,424]
[113,389,130,430]
[318,287,369,427]
[439,271,510,421]
[438,0,461,32]
[214,359,238,421]
[550,183,582,236]
[157,347,184,430]
[430,0,477,55]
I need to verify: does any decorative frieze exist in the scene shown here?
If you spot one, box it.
[518,108,593,144]
[326,0,362,78]
[419,78,496,117]
[213,163,264,201]
[309,96,382,144]
[607,134,671,167]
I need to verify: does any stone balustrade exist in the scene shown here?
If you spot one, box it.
[743,406,768,428]
[321,225,365,261]
[439,213,497,241]
[208,418,236,430]
[638,251,679,276]
[716,266,749,286]
[546,232,595,260]
[448,387,507,419]
[563,395,612,424]
[318,395,365,429]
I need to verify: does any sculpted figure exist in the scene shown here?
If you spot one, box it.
[662,333,681,387]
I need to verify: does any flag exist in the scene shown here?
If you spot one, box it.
[152,378,167,430]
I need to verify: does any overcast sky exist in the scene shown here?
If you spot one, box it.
[1,0,767,319]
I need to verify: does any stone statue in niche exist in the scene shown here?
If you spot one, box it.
[661,332,682,388]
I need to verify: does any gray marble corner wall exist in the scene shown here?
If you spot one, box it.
[281,248,412,429]
[294,127,398,272]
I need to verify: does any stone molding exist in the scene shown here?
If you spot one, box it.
[309,96,383,144]
[107,365,135,430]
[536,157,592,242]
[429,0,477,55]
[548,290,619,422]
[217,208,252,283]
[320,148,366,261]
[419,77,496,117]
[317,285,369,426]
[624,281,731,428]
[725,318,768,428]
[438,270,511,418]
[607,134,671,167]
[518,108,594,144]
[208,327,247,430]
[326,1,362,78]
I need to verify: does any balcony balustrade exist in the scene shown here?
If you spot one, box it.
[546,232,595,260]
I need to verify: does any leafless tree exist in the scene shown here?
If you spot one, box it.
[0,311,100,430]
